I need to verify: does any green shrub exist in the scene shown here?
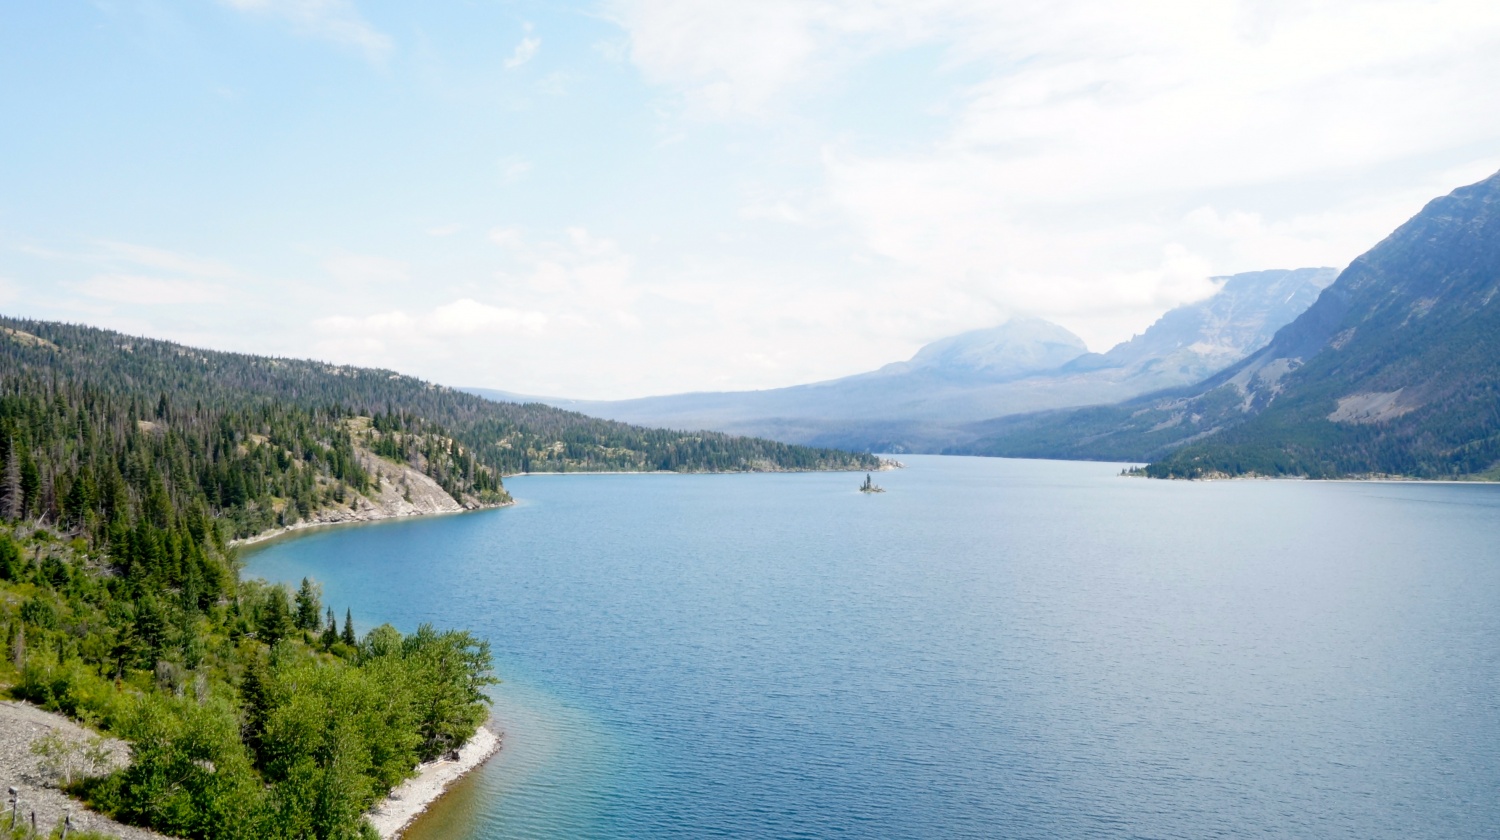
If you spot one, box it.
[16,653,125,726]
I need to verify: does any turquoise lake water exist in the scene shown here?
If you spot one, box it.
[243,456,1500,838]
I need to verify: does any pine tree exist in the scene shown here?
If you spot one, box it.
[38,468,55,523]
[260,589,293,647]
[134,596,169,668]
[18,454,39,520]
[294,577,321,631]
[240,652,270,765]
[0,442,20,521]
[342,608,357,646]
[320,607,338,649]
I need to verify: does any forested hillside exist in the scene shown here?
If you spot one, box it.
[0,316,877,542]
[0,315,878,839]
[0,319,499,838]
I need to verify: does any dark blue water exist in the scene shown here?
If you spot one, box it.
[243,456,1500,839]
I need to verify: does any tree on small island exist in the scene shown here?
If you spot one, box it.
[859,474,885,493]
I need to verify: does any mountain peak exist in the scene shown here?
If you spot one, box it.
[883,316,1088,381]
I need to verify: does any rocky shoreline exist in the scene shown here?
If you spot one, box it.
[368,725,503,839]
[231,498,512,547]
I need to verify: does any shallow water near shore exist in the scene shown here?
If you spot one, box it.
[244,455,1500,839]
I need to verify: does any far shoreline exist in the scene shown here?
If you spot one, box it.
[506,461,902,479]
[236,463,900,550]
[1118,468,1500,485]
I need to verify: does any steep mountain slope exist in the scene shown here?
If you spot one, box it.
[472,270,1334,452]
[962,170,1500,479]
[1077,268,1336,378]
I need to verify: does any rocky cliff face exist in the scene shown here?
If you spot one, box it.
[234,447,494,545]
[353,448,478,515]
[1089,267,1337,380]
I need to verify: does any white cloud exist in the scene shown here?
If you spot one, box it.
[314,299,547,337]
[310,299,549,369]
[538,71,571,96]
[487,227,524,249]
[461,225,975,395]
[740,195,814,225]
[15,4,1500,399]
[430,299,548,334]
[603,0,1500,348]
[96,241,240,279]
[603,0,977,117]
[505,25,541,69]
[498,156,533,184]
[77,274,228,305]
[21,241,244,281]
[485,227,638,312]
[309,235,643,373]
[220,0,392,61]
[603,0,823,117]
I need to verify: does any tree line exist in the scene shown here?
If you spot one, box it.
[0,316,879,489]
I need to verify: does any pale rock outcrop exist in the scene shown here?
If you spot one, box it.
[234,447,504,546]
[0,700,169,840]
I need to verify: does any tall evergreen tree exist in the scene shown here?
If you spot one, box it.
[320,607,338,649]
[260,589,293,647]
[1,440,21,521]
[294,577,322,631]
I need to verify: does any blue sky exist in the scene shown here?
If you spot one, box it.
[4,1,1500,398]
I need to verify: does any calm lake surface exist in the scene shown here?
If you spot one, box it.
[243,456,1500,839]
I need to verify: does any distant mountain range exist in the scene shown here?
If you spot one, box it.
[960,169,1500,480]
[469,267,1336,452]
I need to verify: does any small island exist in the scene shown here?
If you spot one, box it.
[859,474,885,493]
